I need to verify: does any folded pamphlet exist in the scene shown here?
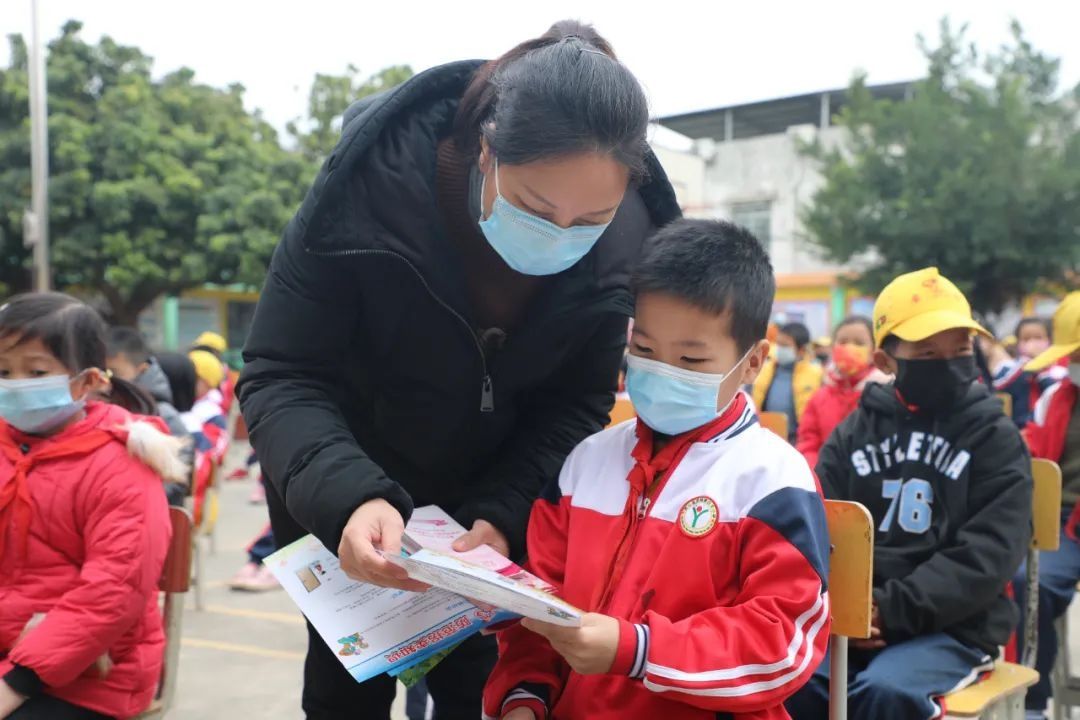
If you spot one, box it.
[264,506,580,683]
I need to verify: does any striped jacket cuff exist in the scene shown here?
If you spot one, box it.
[501,684,549,719]
[610,619,649,679]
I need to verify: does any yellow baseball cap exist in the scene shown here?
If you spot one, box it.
[193,331,227,354]
[189,350,225,389]
[1025,292,1080,371]
[872,267,989,347]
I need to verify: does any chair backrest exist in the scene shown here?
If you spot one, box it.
[163,506,193,592]
[759,411,789,440]
[1031,458,1062,552]
[154,507,193,713]
[823,500,874,639]
[996,392,1014,419]
[607,397,636,428]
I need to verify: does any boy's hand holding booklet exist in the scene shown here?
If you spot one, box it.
[264,506,581,684]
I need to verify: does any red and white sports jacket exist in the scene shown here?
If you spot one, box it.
[1026,378,1079,536]
[483,393,830,720]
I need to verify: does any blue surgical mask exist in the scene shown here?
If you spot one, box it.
[0,374,86,435]
[626,347,754,435]
[478,159,613,276]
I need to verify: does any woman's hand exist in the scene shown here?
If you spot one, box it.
[452,519,511,558]
[0,680,26,719]
[337,499,429,592]
[522,613,620,675]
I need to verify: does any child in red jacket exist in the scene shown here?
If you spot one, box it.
[796,316,890,468]
[0,293,188,720]
[483,219,830,720]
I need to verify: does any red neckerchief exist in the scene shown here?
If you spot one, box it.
[630,391,750,488]
[0,421,115,562]
[590,393,749,610]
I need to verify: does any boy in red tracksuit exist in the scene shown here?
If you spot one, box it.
[483,219,830,720]
[1011,291,1080,717]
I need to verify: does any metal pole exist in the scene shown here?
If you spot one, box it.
[820,92,831,130]
[27,0,50,291]
[828,636,848,720]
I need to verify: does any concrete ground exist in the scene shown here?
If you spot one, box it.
[170,444,407,719]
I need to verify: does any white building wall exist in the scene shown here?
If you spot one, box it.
[676,125,848,276]
[650,144,705,213]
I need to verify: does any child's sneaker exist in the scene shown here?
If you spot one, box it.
[248,482,266,505]
[229,563,280,592]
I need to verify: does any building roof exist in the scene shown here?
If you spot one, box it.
[657,81,915,141]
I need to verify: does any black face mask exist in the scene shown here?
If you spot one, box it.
[893,355,978,412]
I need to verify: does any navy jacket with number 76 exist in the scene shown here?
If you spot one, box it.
[816,381,1032,655]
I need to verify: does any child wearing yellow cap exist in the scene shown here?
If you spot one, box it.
[188,350,225,398]
[1009,291,1080,717]
[787,267,1033,720]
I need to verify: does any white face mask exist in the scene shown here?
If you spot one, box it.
[1069,363,1080,387]
[774,345,798,367]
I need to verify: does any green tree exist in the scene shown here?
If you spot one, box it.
[803,20,1080,312]
[287,64,413,164]
[0,21,310,323]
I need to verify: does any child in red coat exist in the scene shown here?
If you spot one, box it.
[796,317,890,469]
[0,293,189,720]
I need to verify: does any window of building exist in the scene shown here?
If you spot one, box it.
[730,201,772,249]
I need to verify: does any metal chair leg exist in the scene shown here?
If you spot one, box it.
[1024,552,1041,668]
[1006,691,1024,720]
[829,635,848,720]
[1055,626,1067,720]
[192,537,204,612]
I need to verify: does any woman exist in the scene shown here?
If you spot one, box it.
[796,316,889,469]
[239,20,678,720]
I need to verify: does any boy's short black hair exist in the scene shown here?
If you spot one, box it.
[780,322,811,350]
[107,326,151,366]
[632,218,775,354]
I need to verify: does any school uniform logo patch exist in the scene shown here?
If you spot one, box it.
[679,496,719,538]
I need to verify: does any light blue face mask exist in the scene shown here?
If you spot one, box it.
[0,374,86,435]
[626,347,754,435]
[478,159,614,276]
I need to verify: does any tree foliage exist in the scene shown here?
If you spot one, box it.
[0,21,412,323]
[804,20,1080,312]
[287,63,413,165]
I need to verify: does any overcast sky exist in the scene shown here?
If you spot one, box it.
[3,0,1077,147]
